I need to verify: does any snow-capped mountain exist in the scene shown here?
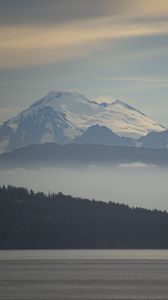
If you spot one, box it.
[0,90,165,153]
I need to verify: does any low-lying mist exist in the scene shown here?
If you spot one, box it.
[0,165,168,211]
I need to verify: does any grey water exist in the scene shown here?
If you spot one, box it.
[1,250,168,300]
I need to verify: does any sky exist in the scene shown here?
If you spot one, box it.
[1,166,168,210]
[0,0,168,127]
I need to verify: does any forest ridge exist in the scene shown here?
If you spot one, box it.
[0,186,168,249]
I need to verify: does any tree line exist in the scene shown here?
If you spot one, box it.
[0,185,168,249]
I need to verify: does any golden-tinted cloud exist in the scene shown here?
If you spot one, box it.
[0,0,168,69]
[132,0,168,17]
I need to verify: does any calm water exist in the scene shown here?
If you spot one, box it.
[0,250,168,299]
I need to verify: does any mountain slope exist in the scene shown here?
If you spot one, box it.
[0,91,165,153]
[138,129,168,149]
[96,99,165,138]
[72,125,134,146]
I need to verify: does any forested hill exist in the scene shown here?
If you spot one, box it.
[0,185,168,249]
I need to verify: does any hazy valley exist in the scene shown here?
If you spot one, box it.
[0,90,168,212]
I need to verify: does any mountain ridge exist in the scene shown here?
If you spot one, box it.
[0,142,168,169]
[139,129,168,149]
[0,90,166,153]
[72,124,134,147]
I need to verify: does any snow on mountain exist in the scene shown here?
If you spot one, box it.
[98,99,165,138]
[0,90,166,153]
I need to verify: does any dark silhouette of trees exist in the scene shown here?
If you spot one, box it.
[0,185,168,249]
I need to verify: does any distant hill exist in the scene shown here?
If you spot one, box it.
[0,142,168,169]
[0,185,168,249]
[138,129,168,149]
[72,125,134,147]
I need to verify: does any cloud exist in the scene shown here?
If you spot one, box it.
[0,0,168,25]
[99,76,168,89]
[0,0,116,25]
[100,76,168,83]
[0,14,168,69]
[133,0,168,17]
[118,162,157,169]
[0,0,168,69]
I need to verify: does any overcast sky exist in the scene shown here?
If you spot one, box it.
[0,0,168,127]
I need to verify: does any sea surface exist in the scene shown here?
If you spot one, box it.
[0,250,168,299]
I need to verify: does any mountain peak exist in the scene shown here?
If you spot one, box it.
[81,124,116,135]
[72,124,133,147]
[30,90,90,109]
[113,99,126,105]
[45,90,86,98]
[0,90,166,153]
[112,99,136,110]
